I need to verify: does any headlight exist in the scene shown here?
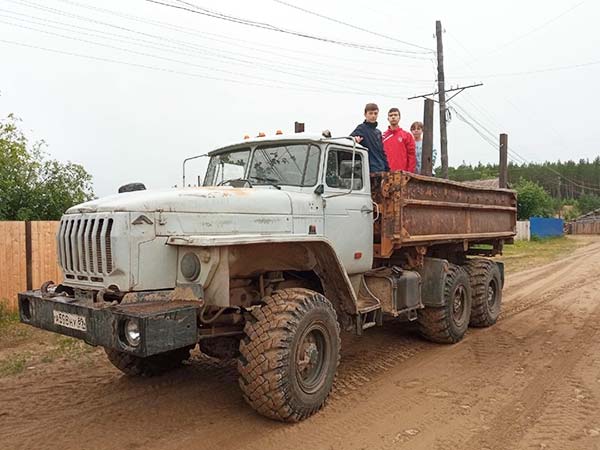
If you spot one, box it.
[181,252,201,281]
[124,319,141,347]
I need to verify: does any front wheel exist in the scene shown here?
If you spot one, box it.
[238,288,340,422]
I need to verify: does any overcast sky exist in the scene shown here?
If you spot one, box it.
[1,0,598,197]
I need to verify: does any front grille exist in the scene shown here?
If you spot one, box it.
[58,216,114,276]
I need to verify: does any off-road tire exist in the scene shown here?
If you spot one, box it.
[238,288,340,422]
[463,258,502,327]
[104,346,193,377]
[417,263,472,344]
[199,336,240,360]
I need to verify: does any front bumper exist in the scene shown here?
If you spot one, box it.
[18,290,200,357]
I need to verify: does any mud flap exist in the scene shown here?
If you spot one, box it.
[416,257,449,307]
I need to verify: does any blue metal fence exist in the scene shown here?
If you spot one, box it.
[530,217,564,238]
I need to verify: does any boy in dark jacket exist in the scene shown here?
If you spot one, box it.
[350,103,389,173]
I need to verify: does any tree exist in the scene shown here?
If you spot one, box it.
[0,114,94,220]
[577,194,600,215]
[514,179,555,220]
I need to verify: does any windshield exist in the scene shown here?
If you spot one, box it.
[249,144,320,187]
[203,143,321,187]
[203,148,250,186]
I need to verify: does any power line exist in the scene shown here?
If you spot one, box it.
[470,0,587,63]
[271,0,433,52]
[458,92,600,192]
[439,26,600,193]
[6,0,434,86]
[53,0,429,69]
[0,33,416,98]
[143,0,431,57]
[0,10,430,92]
[452,59,600,79]
[0,37,292,89]
[451,103,528,165]
[452,102,600,193]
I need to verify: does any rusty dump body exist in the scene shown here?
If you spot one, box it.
[371,171,517,259]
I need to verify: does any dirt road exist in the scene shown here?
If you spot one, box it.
[2,237,600,450]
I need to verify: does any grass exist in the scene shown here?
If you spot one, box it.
[0,301,95,374]
[500,236,586,274]
[0,336,96,377]
[0,352,28,377]
[0,302,32,342]
[40,336,97,364]
[0,303,19,330]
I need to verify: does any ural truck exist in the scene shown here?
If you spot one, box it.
[18,134,517,422]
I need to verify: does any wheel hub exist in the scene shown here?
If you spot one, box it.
[452,285,466,322]
[295,327,327,394]
[297,335,319,375]
[487,281,497,308]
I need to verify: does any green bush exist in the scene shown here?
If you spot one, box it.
[514,179,555,220]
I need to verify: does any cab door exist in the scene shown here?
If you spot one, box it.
[322,146,373,274]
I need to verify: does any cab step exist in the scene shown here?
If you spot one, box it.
[356,294,382,335]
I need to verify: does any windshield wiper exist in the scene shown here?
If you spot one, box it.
[250,176,281,190]
[217,178,254,188]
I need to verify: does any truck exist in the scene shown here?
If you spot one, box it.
[18,133,517,422]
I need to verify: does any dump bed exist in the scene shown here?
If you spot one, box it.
[371,172,517,258]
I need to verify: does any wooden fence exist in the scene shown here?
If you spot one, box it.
[0,221,61,312]
[569,221,600,235]
[516,220,530,241]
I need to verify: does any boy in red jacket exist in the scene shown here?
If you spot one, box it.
[382,108,416,172]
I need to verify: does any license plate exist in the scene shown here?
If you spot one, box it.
[53,310,87,331]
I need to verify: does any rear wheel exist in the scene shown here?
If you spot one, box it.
[417,263,472,344]
[238,288,340,422]
[464,258,502,327]
[104,346,193,376]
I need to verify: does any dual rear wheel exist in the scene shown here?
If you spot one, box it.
[417,259,502,344]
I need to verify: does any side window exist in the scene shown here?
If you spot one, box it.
[326,149,363,190]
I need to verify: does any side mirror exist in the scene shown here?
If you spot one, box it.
[314,184,324,195]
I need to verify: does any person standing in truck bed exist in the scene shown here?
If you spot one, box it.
[350,103,389,173]
[411,120,437,175]
[382,108,416,173]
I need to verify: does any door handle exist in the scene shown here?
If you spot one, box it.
[361,202,380,221]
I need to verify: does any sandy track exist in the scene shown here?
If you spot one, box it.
[2,237,600,450]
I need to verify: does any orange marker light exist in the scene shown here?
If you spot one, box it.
[275,129,283,135]
[354,252,362,260]
[257,132,266,137]
[243,134,250,139]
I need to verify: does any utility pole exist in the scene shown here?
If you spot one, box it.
[408,22,481,178]
[436,20,448,179]
[499,133,508,189]
[422,98,434,176]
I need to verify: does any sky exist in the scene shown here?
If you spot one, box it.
[0,0,598,197]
